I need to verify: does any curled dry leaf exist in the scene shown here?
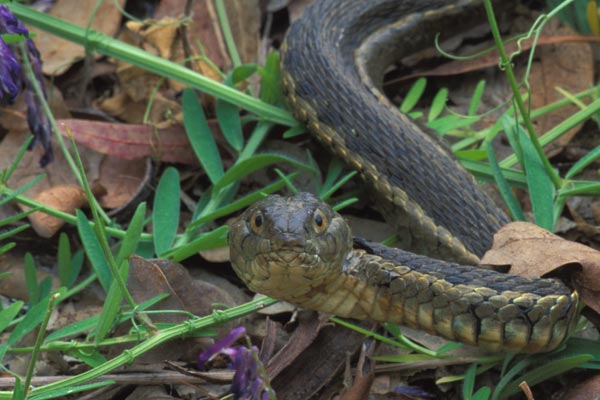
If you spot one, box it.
[481,221,600,314]
[28,184,89,238]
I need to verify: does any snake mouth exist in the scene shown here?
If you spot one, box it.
[255,247,324,269]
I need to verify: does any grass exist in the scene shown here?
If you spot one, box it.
[1,0,600,399]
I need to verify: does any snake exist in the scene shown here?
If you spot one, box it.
[228,0,580,353]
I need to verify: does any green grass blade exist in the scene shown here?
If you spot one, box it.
[153,167,181,256]
[213,153,317,192]
[486,144,525,221]
[45,315,99,342]
[163,225,228,262]
[190,173,298,227]
[565,144,600,179]
[0,224,30,240]
[29,381,115,400]
[182,88,224,184]
[0,174,45,208]
[500,354,593,398]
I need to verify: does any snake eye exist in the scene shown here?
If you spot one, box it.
[312,209,328,233]
[249,211,264,233]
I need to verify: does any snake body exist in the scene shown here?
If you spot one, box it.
[228,0,580,353]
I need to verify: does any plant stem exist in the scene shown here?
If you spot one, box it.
[482,0,562,188]
[0,297,279,399]
[8,3,296,127]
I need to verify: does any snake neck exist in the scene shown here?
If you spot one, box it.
[281,0,511,262]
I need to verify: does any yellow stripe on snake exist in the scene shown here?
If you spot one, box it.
[228,0,580,353]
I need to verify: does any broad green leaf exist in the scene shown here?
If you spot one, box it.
[45,315,99,342]
[520,134,555,230]
[68,250,84,287]
[116,202,147,265]
[468,80,486,116]
[258,51,283,105]
[231,63,257,84]
[428,88,448,121]
[400,77,426,113]
[182,88,224,184]
[24,252,39,304]
[10,377,24,400]
[94,261,129,344]
[153,168,180,256]
[77,210,112,292]
[57,233,71,287]
[8,294,51,346]
[0,301,23,334]
[500,116,524,168]
[472,387,491,400]
[462,363,478,400]
[216,99,244,151]
[486,144,525,221]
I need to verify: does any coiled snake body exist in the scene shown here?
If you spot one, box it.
[228,0,579,353]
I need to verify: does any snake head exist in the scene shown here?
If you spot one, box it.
[228,192,352,297]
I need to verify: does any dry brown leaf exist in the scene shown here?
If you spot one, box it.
[29,0,125,75]
[155,0,260,70]
[58,119,200,165]
[525,21,594,156]
[0,130,150,223]
[481,221,600,313]
[0,253,59,300]
[563,374,600,400]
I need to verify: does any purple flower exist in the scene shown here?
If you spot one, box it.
[198,326,273,400]
[0,4,53,166]
[0,37,21,103]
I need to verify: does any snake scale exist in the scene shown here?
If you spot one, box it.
[228,0,580,353]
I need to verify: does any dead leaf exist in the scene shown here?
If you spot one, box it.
[525,21,594,156]
[0,253,59,301]
[29,0,126,75]
[563,374,600,400]
[392,34,599,83]
[481,221,600,313]
[58,119,200,165]
[155,0,260,70]
[0,130,151,221]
